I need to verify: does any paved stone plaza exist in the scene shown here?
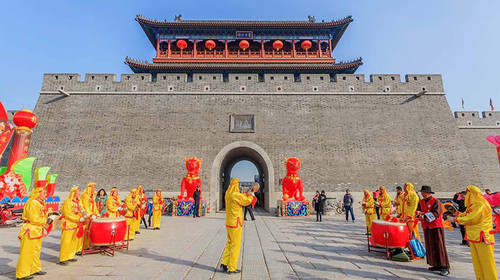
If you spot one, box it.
[0,211,498,280]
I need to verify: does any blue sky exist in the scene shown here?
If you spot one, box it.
[1,0,499,113]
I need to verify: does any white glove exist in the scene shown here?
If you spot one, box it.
[118,207,123,211]
[447,216,455,223]
[79,217,85,222]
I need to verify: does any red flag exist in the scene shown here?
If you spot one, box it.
[490,98,495,111]
[461,97,465,109]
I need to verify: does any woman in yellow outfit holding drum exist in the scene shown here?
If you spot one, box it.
[377,186,392,220]
[59,186,83,265]
[152,189,164,230]
[452,185,498,280]
[16,185,49,279]
[220,178,255,274]
[77,183,98,253]
[361,190,375,234]
[124,189,140,240]
[106,187,122,218]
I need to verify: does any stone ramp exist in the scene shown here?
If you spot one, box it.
[0,211,497,279]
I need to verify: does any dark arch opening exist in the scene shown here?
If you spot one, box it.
[219,148,267,211]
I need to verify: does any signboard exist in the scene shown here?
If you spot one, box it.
[236,31,253,39]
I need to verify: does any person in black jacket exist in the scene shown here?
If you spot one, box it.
[193,185,201,218]
[313,190,324,222]
[452,191,468,245]
[320,190,327,215]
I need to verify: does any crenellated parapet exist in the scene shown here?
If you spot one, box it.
[454,111,500,128]
[41,73,444,94]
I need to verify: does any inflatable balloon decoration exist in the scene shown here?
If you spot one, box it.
[486,135,500,233]
[0,101,60,221]
[178,157,202,200]
[282,157,305,201]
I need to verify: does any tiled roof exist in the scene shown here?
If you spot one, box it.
[125,57,362,72]
[135,15,353,28]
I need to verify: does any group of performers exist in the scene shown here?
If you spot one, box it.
[15,183,165,280]
[362,183,497,279]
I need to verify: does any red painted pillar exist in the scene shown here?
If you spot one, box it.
[7,110,37,169]
[317,40,322,57]
[168,39,171,57]
[225,40,228,58]
[156,39,160,57]
[261,40,264,57]
[193,39,197,57]
[328,39,332,57]
[292,40,296,58]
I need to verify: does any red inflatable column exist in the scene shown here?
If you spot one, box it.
[7,109,38,169]
[497,146,500,167]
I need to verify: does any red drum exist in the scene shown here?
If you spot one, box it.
[88,217,127,246]
[371,219,409,248]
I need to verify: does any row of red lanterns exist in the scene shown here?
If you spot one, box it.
[174,39,313,51]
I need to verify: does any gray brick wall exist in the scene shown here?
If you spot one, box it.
[27,71,500,206]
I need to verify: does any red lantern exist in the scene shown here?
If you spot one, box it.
[301,40,312,50]
[273,40,283,51]
[13,109,37,130]
[176,40,187,50]
[239,40,250,51]
[205,40,216,50]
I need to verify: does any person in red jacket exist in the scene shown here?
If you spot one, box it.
[416,185,450,276]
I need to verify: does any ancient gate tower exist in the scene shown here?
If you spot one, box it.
[30,15,500,212]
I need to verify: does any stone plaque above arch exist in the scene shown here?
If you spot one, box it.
[230,114,255,133]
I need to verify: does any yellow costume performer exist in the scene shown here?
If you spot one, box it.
[59,186,83,264]
[124,189,140,240]
[106,187,122,218]
[220,178,254,273]
[16,186,49,279]
[378,186,392,220]
[77,183,98,253]
[395,192,403,217]
[152,189,164,229]
[455,185,498,280]
[402,182,420,241]
[135,185,147,232]
[362,189,375,234]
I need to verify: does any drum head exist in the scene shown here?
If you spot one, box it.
[93,216,126,223]
[251,183,260,193]
[444,204,457,213]
[443,211,454,221]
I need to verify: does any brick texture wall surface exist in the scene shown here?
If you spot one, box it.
[26,72,500,205]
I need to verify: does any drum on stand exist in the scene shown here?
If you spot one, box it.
[371,219,409,248]
[88,216,127,246]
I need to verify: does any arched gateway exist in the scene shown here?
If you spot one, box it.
[210,141,275,212]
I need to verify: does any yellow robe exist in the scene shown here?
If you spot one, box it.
[124,190,140,240]
[457,185,497,280]
[77,184,98,252]
[378,189,392,220]
[135,186,147,232]
[16,198,47,279]
[221,178,254,272]
[60,188,83,262]
[106,194,122,218]
[362,190,375,234]
[152,193,164,229]
[395,193,403,217]
[402,183,420,240]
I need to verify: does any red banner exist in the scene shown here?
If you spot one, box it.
[0,120,13,162]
